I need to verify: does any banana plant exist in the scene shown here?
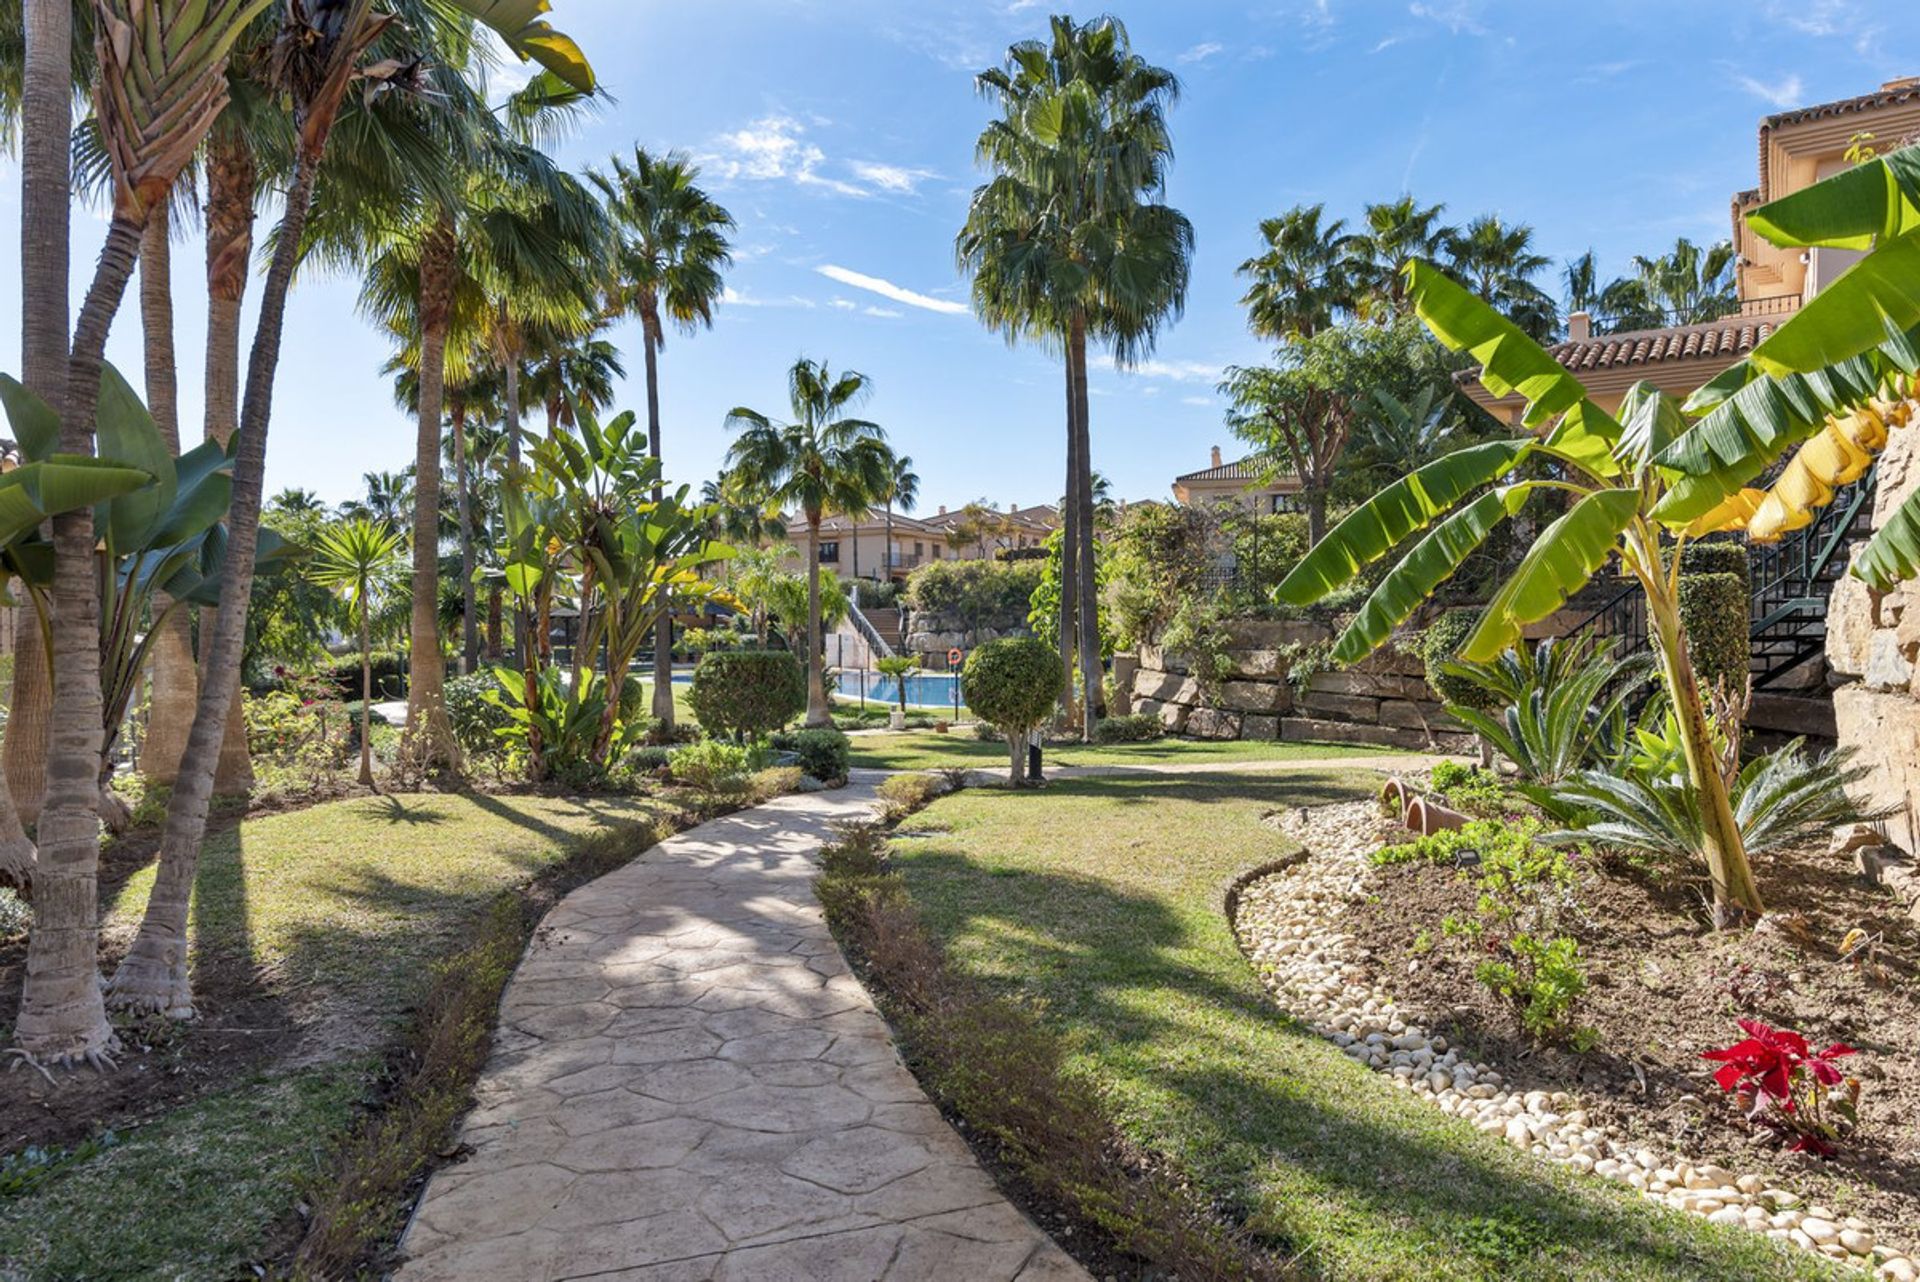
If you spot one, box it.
[1277,211,1918,926]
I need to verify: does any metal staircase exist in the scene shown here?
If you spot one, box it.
[1569,467,1877,692]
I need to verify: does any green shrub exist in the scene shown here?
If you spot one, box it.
[961,638,1064,785]
[1680,541,1751,583]
[904,560,1045,628]
[317,650,408,701]
[624,746,674,776]
[771,726,851,783]
[1373,817,1543,868]
[1418,609,1493,712]
[667,740,757,793]
[1427,761,1513,819]
[1093,713,1163,744]
[0,887,30,940]
[877,772,945,813]
[1677,571,1751,696]
[971,719,1002,742]
[688,650,805,740]
[445,672,514,756]
[1474,932,1590,1041]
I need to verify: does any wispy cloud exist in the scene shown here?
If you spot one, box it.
[1735,71,1806,109]
[1177,41,1226,65]
[722,286,817,310]
[1181,396,1216,408]
[815,265,969,315]
[848,161,940,195]
[1126,359,1226,384]
[1408,0,1488,36]
[703,115,934,199]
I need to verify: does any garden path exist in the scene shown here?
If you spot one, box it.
[394,781,1087,1282]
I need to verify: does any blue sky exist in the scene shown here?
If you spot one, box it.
[2,0,1916,511]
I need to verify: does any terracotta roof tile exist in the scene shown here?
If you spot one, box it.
[1454,314,1782,392]
[1174,459,1267,483]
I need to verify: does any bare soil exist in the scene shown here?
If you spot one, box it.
[1347,828,1920,1247]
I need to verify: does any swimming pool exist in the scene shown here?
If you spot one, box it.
[839,668,963,709]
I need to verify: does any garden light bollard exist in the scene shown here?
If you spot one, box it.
[1027,730,1044,784]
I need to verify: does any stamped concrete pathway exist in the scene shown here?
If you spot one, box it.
[396,782,1087,1282]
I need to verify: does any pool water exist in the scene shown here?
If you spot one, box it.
[840,669,963,709]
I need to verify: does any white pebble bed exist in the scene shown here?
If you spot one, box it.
[1231,799,1913,1279]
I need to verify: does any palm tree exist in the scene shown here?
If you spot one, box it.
[1446,214,1557,341]
[878,453,919,582]
[1351,195,1453,313]
[309,518,408,787]
[525,331,625,434]
[107,0,599,1025]
[1562,251,1664,336]
[959,14,1193,740]
[594,147,735,729]
[701,471,787,549]
[1237,203,1359,342]
[725,359,890,727]
[1632,237,1739,326]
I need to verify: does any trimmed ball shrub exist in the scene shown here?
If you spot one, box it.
[1679,571,1751,696]
[1420,608,1495,711]
[688,650,805,741]
[771,726,852,784]
[668,740,755,793]
[961,638,1064,786]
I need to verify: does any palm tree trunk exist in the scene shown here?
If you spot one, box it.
[884,502,894,583]
[403,217,460,772]
[452,396,477,676]
[1069,312,1099,742]
[804,514,829,727]
[643,331,675,727]
[14,212,146,1065]
[203,130,256,796]
[107,148,324,1018]
[1057,346,1079,731]
[358,611,374,787]
[140,205,200,787]
[503,325,528,664]
[4,0,73,831]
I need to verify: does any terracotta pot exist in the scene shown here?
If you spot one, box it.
[1405,795,1468,835]
[1380,776,1411,821]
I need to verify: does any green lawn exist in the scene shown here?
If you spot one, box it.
[2,793,674,1281]
[848,730,1400,772]
[891,772,1831,1282]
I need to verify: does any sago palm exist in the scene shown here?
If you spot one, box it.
[725,360,891,727]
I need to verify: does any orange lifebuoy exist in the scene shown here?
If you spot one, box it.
[948,648,964,669]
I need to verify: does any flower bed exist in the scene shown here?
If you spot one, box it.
[1232,799,1918,1279]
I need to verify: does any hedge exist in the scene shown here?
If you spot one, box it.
[317,650,408,702]
[1678,572,1751,695]
[688,650,806,740]
[1680,541,1751,585]
[770,726,851,783]
[904,560,1045,626]
[1419,608,1496,711]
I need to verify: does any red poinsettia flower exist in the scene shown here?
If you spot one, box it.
[1702,1019,1799,1102]
[1808,1043,1857,1087]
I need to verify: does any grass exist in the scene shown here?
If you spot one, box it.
[1,792,676,1282]
[848,730,1400,772]
[889,772,1834,1281]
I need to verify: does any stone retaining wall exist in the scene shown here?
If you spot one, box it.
[1828,412,1920,854]
[1127,618,1474,751]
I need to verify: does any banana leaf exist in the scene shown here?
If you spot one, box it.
[1654,352,1888,524]
[445,0,596,92]
[1746,149,1920,250]
[1407,260,1591,426]
[1463,488,1640,663]
[1750,231,1920,376]
[1615,382,1685,474]
[1852,485,1920,592]
[1275,439,1531,606]
[1329,484,1536,666]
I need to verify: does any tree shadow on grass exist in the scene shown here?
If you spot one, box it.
[894,775,1819,1281]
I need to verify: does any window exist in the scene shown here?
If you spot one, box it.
[914,541,924,556]
[820,540,840,563]
[932,544,944,559]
